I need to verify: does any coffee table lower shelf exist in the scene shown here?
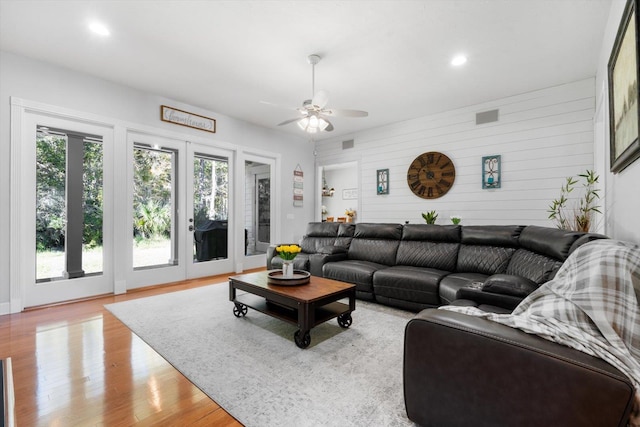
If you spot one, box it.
[234,293,350,327]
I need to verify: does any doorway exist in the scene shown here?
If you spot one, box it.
[244,159,273,256]
[317,161,359,223]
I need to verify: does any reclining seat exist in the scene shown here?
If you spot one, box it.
[438,225,524,306]
[322,223,402,301]
[453,226,608,312]
[266,222,340,271]
[372,224,461,312]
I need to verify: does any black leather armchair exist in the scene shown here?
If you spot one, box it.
[403,309,636,427]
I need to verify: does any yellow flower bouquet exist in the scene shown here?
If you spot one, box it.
[276,244,302,261]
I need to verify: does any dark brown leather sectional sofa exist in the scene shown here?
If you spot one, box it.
[268,222,605,312]
[267,222,636,426]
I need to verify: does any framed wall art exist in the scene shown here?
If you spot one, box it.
[161,105,216,133]
[608,0,640,173]
[377,168,389,194]
[482,155,501,189]
[342,188,358,200]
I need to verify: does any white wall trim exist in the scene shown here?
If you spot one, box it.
[9,101,23,313]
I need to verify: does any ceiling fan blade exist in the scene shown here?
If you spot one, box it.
[277,117,303,126]
[324,120,334,132]
[312,90,330,109]
[323,108,369,117]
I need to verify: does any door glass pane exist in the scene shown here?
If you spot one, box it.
[193,154,229,262]
[132,145,176,269]
[257,175,271,244]
[244,161,270,255]
[36,127,103,281]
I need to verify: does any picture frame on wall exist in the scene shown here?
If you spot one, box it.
[342,188,358,200]
[482,155,501,189]
[608,0,640,173]
[376,169,389,194]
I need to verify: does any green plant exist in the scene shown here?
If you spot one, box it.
[134,200,170,238]
[450,216,461,225]
[548,170,601,232]
[422,210,438,224]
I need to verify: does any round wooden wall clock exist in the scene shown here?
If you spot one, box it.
[406,151,456,199]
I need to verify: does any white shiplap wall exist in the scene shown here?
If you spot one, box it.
[315,78,595,226]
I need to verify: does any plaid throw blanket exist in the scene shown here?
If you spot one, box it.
[442,239,640,425]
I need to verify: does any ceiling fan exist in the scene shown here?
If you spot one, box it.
[269,54,368,134]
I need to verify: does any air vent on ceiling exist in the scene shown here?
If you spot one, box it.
[342,139,354,149]
[476,109,499,125]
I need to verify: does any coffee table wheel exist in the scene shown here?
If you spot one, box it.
[338,313,352,328]
[294,330,311,349]
[233,303,248,317]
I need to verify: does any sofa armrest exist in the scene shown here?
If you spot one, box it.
[404,309,635,427]
[456,285,524,310]
[309,252,348,277]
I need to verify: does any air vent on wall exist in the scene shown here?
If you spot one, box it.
[342,139,354,149]
[476,109,499,125]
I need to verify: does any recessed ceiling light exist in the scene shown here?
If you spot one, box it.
[89,21,110,36]
[451,55,467,66]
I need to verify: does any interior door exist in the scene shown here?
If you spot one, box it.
[22,114,113,307]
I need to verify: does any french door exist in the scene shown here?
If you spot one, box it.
[126,133,233,288]
[21,114,114,307]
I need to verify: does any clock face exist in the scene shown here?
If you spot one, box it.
[407,151,456,199]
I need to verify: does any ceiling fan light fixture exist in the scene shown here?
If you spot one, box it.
[297,114,329,133]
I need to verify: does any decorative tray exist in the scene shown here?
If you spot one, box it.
[267,270,311,286]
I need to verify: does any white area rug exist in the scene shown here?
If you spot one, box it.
[105,283,417,427]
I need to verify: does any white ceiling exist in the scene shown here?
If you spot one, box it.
[0,0,612,140]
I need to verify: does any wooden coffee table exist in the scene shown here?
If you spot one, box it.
[228,271,356,348]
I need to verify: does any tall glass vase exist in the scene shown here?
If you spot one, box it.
[282,260,294,278]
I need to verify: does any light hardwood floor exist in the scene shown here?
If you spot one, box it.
[0,270,266,426]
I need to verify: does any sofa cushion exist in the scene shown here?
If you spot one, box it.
[348,223,402,265]
[456,245,515,275]
[300,236,337,254]
[396,241,459,271]
[354,223,403,239]
[439,272,489,305]
[401,224,461,242]
[336,223,356,248]
[518,225,583,261]
[482,274,539,298]
[505,249,562,284]
[295,222,340,254]
[322,260,385,294]
[372,266,446,306]
[460,225,524,247]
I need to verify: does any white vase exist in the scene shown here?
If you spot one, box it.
[282,260,294,278]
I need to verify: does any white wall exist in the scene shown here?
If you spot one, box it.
[316,79,596,227]
[0,50,316,309]
[594,0,640,245]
